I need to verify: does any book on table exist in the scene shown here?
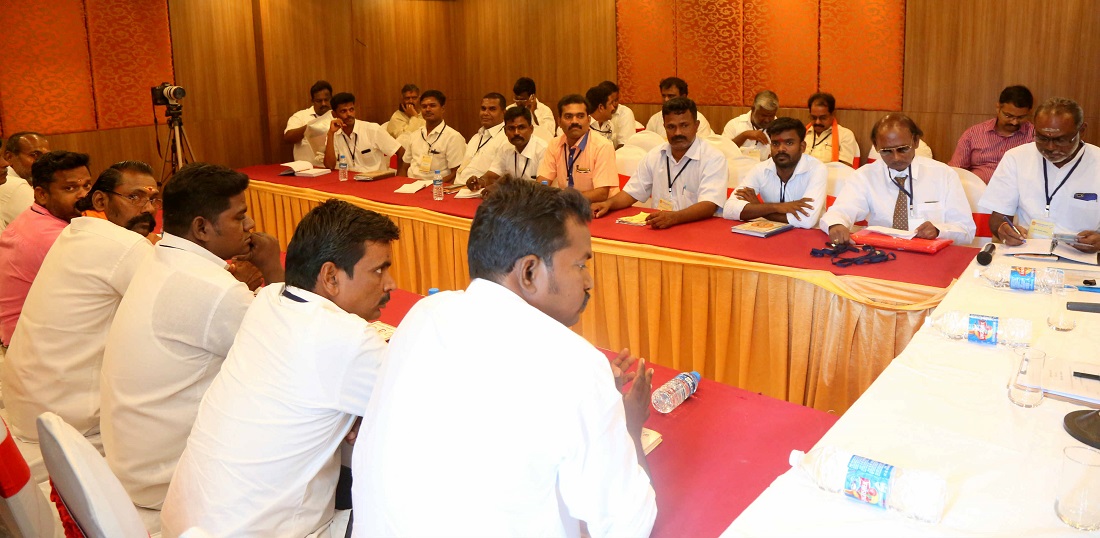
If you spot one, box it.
[279,160,330,177]
[730,218,793,237]
[1001,238,1100,266]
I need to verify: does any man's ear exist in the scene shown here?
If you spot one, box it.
[313,261,341,298]
[514,254,543,295]
[33,185,47,206]
[91,191,109,212]
[190,216,213,241]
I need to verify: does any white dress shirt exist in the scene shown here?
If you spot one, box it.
[623,137,728,212]
[611,104,637,146]
[590,117,616,144]
[805,123,861,165]
[457,122,508,184]
[329,119,402,172]
[162,285,385,538]
[402,121,467,180]
[980,142,1100,234]
[867,139,933,161]
[101,232,254,509]
[644,110,714,139]
[506,101,556,139]
[723,154,828,229]
[820,156,976,244]
[0,167,35,234]
[722,112,770,161]
[285,107,330,166]
[488,136,549,181]
[1,217,152,441]
[351,279,656,538]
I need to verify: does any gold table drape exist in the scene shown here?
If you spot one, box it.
[246,180,955,414]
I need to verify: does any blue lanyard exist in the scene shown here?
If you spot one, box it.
[566,133,589,188]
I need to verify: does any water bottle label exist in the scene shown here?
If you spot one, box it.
[843,455,893,509]
[676,372,698,395]
[1009,266,1035,290]
[966,314,998,345]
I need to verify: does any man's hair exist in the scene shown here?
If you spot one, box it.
[76,160,156,212]
[483,92,507,109]
[765,117,806,138]
[513,77,536,95]
[870,113,924,145]
[659,77,688,96]
[661,96,697,120]
[468,177,591,281]
[504,105,532,125]
[557,94,589,116]
[420,89,446,106]
[598,80,619,93]
[807,92,836,113]
[585,85,613,113]
[999,85,1034,109]
[753,90,779,110]
[400,83,420,94]
[331,92,355,110]
[30,151,90,190]
[161,162,250,236]
[284,199,400,290]
[309,80,332,97]
[1035,97,1085,130]
[4,131,44,154]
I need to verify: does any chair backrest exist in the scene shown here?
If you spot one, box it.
[36,413,148,538]
[615,145,646,179]
[954,166,992,241]
[726,157,760,189]
[825,161,855,207]
[0,418,61,538]
[702,134,744,161]
[623,130,664,152]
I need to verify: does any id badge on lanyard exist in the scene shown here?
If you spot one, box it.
[418,153,433,174]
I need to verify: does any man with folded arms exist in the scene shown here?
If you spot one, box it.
[283,80,332,166]
[101,163,284,511]
[724,117,828,229]
[723,90,779,161]
[322,92,404,172]
[644,77,714,138]
[537,94,619,202]
[397,89,466,182]
[456,92,509,185]
[949,85,1035,183]
[981,97,1100,251]
[821,113,975,245]
[804,92,860,166]
[592,96,726,229]
[467,106,549,191]
[352,178,656,537]
[0,132,48,233]
[163,200,398,538]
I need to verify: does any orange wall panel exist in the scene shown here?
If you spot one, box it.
[819,0,906,110]
[742,0,819,108]
[616,0,677,104]
[676,0,743,106]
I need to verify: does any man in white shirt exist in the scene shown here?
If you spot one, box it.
[723,90,778,161]
[322,92,404,172]
[467,106,549,191]
[724,117,828,229]
[600,80,638,147]
[101,163,284,510]
[586,84,617,145]
[805,92,860,167]
[592,96,726,229]
[981,97,1100,250]
[162,200,397,538]
[352,178,657,537]
[283,80,332,166]
[822,113,975,245]
[386,83,426,140]
[397,89,466,182]
[868,139,933,161]
[456,92,508,185]
[2,162,158,454]
[511,77,556,140]
[0,132,49,233]
[644,77,714,138]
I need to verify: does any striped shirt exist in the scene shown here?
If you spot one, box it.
[948,118,1034,183]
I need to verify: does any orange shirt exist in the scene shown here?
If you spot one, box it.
[536,131,618,192]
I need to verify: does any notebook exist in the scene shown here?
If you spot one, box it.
[279,160,330,177]
[1001,238,1100,266]
[730,219,793,238]
[850,228,953,254]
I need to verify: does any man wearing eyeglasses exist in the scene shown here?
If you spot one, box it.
[509,77,556,141]
[981,97,1100,251]
[804,92,860,167]
[949,86,1034,184]
[821,113,975,246]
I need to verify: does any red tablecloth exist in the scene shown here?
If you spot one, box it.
[242,164,977,288]
[377,289,837,538]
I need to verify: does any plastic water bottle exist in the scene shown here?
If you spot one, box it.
[338,154,349,182]
[427,288,440,296]
[432,170,444,201]
[790,446,947,523]
[540,180,549,186]
[651,371,700,413]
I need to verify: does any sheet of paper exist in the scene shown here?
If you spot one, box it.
[394,180,431,194]
[616,211,651,226]
[1044,357,1100,405]
[863,225,917,240]
[454,188,482,199]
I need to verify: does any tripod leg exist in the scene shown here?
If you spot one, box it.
[161,125,177,184]
[179,125,197,164]
[173,124,184,174]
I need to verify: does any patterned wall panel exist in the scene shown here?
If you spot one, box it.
[86,0,175,130]
[819,0,905,111]
[616,0,677,104]
[676,0,742,106]
[741,0,819,108]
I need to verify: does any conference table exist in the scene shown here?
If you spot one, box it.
[240,164,978,414]
[376,288,839,537]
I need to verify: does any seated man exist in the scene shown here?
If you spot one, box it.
[162,200,397,538]
[644,77,714,138]
[2,161,159,446]
[821,113,975,245]
[600,80,637,147]
[804,92,860,166]
[592,96,726,229]
[586,84,617,144]
[537,94,618,202]
[467,105,549,190]
[351,178,656,537]
[0,151,92,347]
[397,89,466,183]
[868,138,933,161]
[101,163,284,510]
[322,92,404,172]
[722,90,778,161]
[456,93,509,185]
[950,85,1035,183]
[386,83,426,140]
[510,77,556,140]
[283,80,332,166]
[724,117,828,229]
[0,132,49,233]
[981,97,1100,249]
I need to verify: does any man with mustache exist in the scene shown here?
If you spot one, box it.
[723,117,828,229]
[509,77,556,140]
[949,85,1034,184]
[322,92,404,172]
[600,80,638,147]
[398,89,466,182]
[100,163,284,513]
[163,200,398,538]
[283,80,333,166]
[0,132,49,234]
[723,90,779,161]
[466,106,549,191]
[591,97,727,229]
[456,92,509,185]
[386,83,426,140]
[352,178,656,537]
[804,92,860,167]
[537,94,619,202]
[644,77,714,138]
[981,97,1100,251]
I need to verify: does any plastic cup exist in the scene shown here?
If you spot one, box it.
[1048,286,1078,331]
[1007,347,1046,407]
[1055,446,1100,530]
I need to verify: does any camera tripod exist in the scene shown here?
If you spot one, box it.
[158,102,196,184]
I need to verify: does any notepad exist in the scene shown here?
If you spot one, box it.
[641,428,662,455]
[394,180,432,194]
[1001,238,1100,265]
[616,211,651,226]
[454,188,482,199]
[279,160,330,177]
[1044,357,1100,406]
[863,225,917,240]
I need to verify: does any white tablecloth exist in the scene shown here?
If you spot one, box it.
[723,254,1100,537]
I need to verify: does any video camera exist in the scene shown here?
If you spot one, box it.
[151,82,186,106]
